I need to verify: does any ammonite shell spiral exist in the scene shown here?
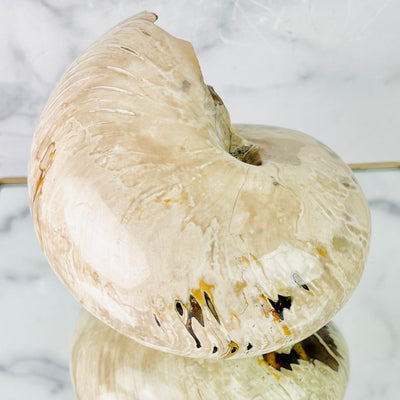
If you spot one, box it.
[28,11,370,358]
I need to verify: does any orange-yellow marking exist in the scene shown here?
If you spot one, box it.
[179,192,188,204]
[260,293,268,303]
[33,142,56,203]
[33,173,45,203]
[223,340,239,359]
[271,371,281,380]
[249,252,262,266]
[258,357,281,380]
[317,246,328,258]
[191,280,215,306]
[163,192,189,206]
[234,280,247,295]
[317,247,328,258]
[268,309,280,322]
[282,325,291,336]
[238,255,250,265]
[260,294,280,322]
[32,142,56,249]
[293,343,308,361]
[264,353,279,369]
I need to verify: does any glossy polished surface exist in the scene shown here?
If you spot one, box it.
[0,171,398,399]
[2,1,400,398]
[28,13,370,358]
[71,311,349,400]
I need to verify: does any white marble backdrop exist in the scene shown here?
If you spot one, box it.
[0,0,400,177]
[1,1,400,399]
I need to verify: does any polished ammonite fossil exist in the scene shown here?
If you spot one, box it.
[28,11,370,363]
[71,310,349,400]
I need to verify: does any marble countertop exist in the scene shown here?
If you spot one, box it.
[1,1,399,399]
[1,170,399,399]
[1,0,400,177]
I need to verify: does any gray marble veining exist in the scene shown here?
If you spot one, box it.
[0,185,80,399]
[1,1,400,177]
[0,1,399,398]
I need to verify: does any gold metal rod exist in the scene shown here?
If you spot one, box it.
[348,161,400,171]
[1,162,399,185]
[0,177,27,185]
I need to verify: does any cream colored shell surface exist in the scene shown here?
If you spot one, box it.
[71,310,349,400]
[28,11,370,358]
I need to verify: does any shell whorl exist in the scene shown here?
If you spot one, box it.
[28,12,370,358]
[71,310,349,400]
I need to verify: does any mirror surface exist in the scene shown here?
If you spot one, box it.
[0,170,399,399]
